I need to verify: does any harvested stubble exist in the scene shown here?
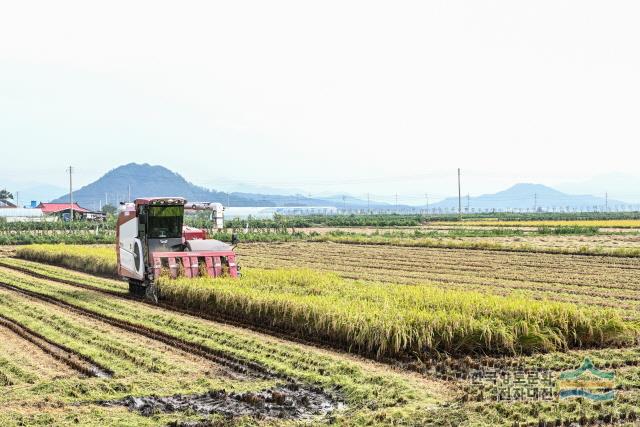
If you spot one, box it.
[158,269,637,358]
[308,232,640,257]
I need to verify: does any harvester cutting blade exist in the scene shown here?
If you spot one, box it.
[151,251,238,280]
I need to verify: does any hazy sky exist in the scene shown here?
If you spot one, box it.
[1,1,639,203]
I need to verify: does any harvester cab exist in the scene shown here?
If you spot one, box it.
[117,197,238,297]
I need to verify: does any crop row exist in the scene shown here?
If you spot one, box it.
[17,243,640,317]
[15,244,117,276]
[0,283,208,378]
[456,219,640,228]
[242,249,640,294]
[305,232,640,257]
[238,242,640,315]
[11,245,638,357]
[158,269,636,356]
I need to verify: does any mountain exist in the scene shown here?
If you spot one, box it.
[431,183,629,211]
[52,163,386,210]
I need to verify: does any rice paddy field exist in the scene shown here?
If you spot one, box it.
[3,223,640,426]
[450,220,640,229]
[238,242,640,316]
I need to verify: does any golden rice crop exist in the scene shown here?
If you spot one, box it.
[158,269,637,357]
[16,244,117,277]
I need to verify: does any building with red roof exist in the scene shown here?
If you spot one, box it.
[37,202,90,220]
[37,203,90,214]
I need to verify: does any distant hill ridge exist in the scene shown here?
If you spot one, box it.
[52,163,383,210]
[432,183,625,210]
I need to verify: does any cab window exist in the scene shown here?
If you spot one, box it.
[147,205,183,238]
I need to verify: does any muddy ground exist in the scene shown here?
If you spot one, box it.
[104,383,341,420]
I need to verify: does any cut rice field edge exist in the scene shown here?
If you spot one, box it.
[156,270,639,357]
[0,257,380,363]
[6,249,639,358]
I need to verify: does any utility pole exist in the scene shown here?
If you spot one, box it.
[67,166,74,221]
[457,168,462,218]
[534,193,537,211]
[605,192,608,211]
[367,193,370,213]
[466,193,470,212]
[342,195,346,211]
[425,193,429,213]
[105,193,108,207]
[15,191,19,208]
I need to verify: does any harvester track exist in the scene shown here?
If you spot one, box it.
[0,314,111,378]
[0,262,379,363]
[0,280,274,379]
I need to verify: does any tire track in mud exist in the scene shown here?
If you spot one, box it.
[0,315,111,378]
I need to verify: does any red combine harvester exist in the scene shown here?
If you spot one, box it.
[116,197,238,298]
